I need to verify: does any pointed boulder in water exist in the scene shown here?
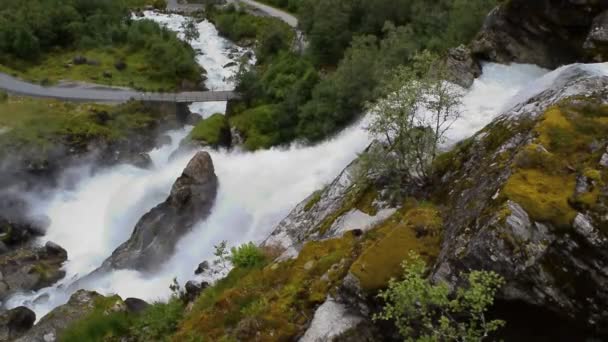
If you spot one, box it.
[98,151,218,273]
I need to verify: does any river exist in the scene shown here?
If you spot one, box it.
[5,12,548,319]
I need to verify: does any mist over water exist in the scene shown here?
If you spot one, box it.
[5,12,550,319]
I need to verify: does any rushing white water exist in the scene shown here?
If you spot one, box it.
[5,12,551,319]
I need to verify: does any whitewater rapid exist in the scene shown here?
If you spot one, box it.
[5,12,549,319]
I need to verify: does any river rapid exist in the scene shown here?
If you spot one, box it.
[5,12,549,319]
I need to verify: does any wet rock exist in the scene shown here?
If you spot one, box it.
[0,241,8,255]
[98,151,218,272]
[124,297,149,314]
[184,280,208,302]
[445,45,481,88]
[584,11,608,60]
[86,59,100,66]
[223,62,237,68]
[194,260,209,275]
[114,60,127,71]
[128,152,154,169]
[185,113,203,126]
[156,134,173,148]
[72,56,87,65]
[600,150,608,167]
[470,0,608,68]
[0,306,36,341]
[44,242,67,258]
[14,290,103,342]
[230,127,244,147]
[0,242,67,301]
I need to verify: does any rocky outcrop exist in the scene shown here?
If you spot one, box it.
[431,64,608,335]
[98,151,218,272]
[299,297,366,342]
[0,306,36,341]
[0,196,48,252]
[470,0,608,68]
[0,242,67,303]
[445,45,482,88]
[13,290,116,342]
[584,10,608,61]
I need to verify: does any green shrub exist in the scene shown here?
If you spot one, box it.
[0,91,7,102]
[375,252,505,341]
[61,311,132,342]
[189,113,230,146]
[131,298,185,341]
[230,242,266,268]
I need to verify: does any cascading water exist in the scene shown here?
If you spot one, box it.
[5,11,550,319]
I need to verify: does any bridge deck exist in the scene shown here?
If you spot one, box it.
[0,72,238,103]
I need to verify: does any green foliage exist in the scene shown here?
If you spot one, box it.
[362,51,462,194]
[131,298,185,341]
[213,240,230,270]
[375,252,505,341]
[188,113,229,146]
[299,0,497,66]
[229,242,266,268]
[0,0,201,90]
[0,98,170,158]
[230,104,282,150]
[176,233,358,340]
[61,311,132,342]
[0,90,7,102]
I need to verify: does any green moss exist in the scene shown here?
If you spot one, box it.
[504,169,576,228]
[0,97,169,157]
[355,187,378,215]
[188,113,230,146]
[304,190,323,211]
[176,233,359,341]
[350,204,442,292]
[501,103,608,230]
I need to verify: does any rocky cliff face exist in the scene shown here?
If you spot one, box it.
[470,0,608,68]
[97,151,218,273]
[258,64,608,340]
[431,64,608,336]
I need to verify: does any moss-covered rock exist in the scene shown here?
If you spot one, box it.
[350,204,442,292]
[175,232,361,341]
[432,66,608,336]
[187,113,231,148]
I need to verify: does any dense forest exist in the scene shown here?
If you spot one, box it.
[223,0,496,148]
[0,0,200,90]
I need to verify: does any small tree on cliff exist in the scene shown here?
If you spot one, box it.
[374,253,505,341]
[362,51,462,192]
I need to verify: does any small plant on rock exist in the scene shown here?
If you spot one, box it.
[374,252,505,341]
[230,242,266,268]
[213,240,230,270]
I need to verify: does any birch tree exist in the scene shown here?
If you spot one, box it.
[363,51,463,192]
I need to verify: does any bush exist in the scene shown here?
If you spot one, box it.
[230,242,266,268]
[0,91,7,102]
[131,298,184,341]
[61,311,131,342]
[189,113,230,146]
[375,252,505,341]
